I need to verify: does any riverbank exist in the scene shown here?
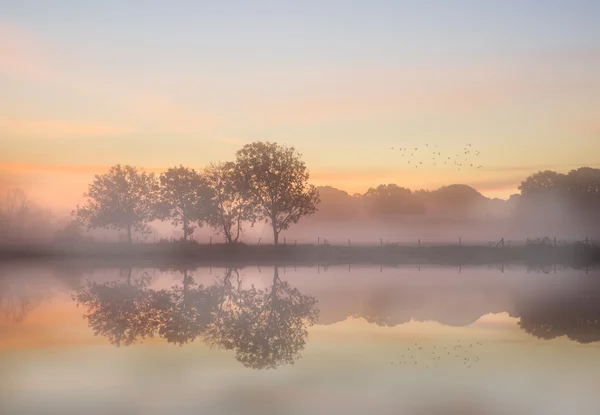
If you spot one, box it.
[0,240,598,268]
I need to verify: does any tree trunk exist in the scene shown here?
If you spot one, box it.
[272,223,279,245]
[127,225,132,244]
[183,217,188,241]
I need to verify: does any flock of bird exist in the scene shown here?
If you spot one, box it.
[390,144,483,171]
[389,340,484,369]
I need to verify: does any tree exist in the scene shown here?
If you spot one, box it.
[74,165,160,244]
[0,188,30,230]
[157,166,213,241]
[518,170,566,196]
[204,162,256,244]
[233,142,320,244]
[362,184,424,219]
[309,186,361,221]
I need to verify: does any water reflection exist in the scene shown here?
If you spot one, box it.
[72,266,320,369]
[3,264,600,366]
[513,275,600,344]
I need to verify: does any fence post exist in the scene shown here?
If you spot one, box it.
[210,236,212,245]
[586,237,589,246]
[459,237,462,246]
[294,240,297,246]
[318,237,320,246]
[257,237,261,246]
[527,237,529,246]
[553,236,556,246]
[501,238,504,248]
[348,239,351,247]
[380,238,383,247]
[418,239,421,247]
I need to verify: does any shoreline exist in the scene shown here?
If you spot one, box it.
[0,241,598,268]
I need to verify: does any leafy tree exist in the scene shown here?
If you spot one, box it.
[74,165,160,244]
[158,166,213,241]
[310,186,362,221]
[233,141,320,244]
[362,184,424,218]
[204,162,256,244]
[518,170,566,196]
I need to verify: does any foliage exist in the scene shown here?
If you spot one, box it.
[73,165,160,243]
[158,166,213,240]
[204,162,256,244]
[233,141,320,244]
[518,170,566,196]
[363,184,425,218]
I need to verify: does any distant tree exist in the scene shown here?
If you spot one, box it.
[157,166,213,241]
[362,184,424,218]
[74,165,160,244]
[518,170,566,196]
[204,162,256,244]
[233,142,320,244]
[564,167,600,205]
[0,188,30,230]
[310,186,361,221]
[415,184,485,220]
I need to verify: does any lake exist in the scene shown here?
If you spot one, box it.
[1,263,599,414]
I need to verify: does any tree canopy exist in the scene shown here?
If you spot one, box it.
[233,141,320,244]
[74,165,160,243]
[204,162,256,244]
[158,166,213,240]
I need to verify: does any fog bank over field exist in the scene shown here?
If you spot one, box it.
[0,142,598,248]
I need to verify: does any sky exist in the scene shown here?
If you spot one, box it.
[1,0,599,212]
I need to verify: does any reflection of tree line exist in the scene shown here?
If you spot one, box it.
[3,268,600,361]
[358,273,600,344]
[72,267,319,369]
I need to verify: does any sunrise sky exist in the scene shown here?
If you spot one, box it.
[1,0,599,212]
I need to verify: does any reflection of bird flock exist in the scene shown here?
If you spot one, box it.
[390,144,483,171]
[390,340,484,369]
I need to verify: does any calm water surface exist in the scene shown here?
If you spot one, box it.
[1,263,599,414]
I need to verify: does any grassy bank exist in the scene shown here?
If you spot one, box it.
[0,240,598,268]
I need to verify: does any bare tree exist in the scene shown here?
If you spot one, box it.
[0,188,30,229]
[204,162,256,244]
[73,165,160,244]
[233,142,320,244]
[157,166,213,241]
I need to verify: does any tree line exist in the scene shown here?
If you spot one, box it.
[1,142,599,244]
[73,141,320,244]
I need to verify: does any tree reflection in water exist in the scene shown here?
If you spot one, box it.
[72,266,320,369]
[153,269,214,346]
[73,268,161,347]
[514,276,600,344]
